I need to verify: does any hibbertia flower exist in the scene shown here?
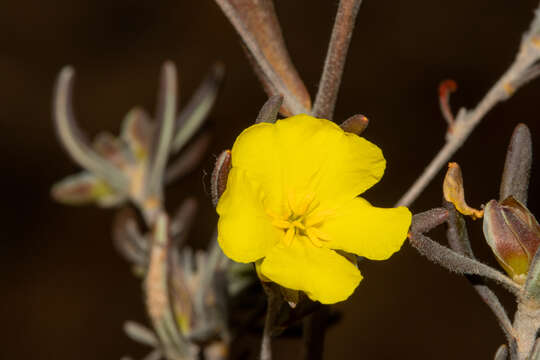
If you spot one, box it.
[217,114,411,304]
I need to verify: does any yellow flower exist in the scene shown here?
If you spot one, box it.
[217,114,412,304]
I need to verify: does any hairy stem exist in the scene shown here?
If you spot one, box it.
[302,306,330,360]
[312,0,362,120]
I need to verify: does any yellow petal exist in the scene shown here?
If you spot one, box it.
[320,197,411,260]
[275,115,385,209]
[230,122,285,214]
[231,115,386,213]
[217,168,282,263]
[259,235,363,304]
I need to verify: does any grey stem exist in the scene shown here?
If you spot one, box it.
[260,285,282,360]
[312,0,363,120]
[408,231,521,296]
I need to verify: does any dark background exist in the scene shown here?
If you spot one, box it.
[2,0,540,359]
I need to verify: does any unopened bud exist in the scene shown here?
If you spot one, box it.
[483,197,540,283]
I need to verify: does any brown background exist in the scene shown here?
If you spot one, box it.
[2,0,540,359]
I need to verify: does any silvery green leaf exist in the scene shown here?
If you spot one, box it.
[123,321,158,347]
[93,132,133,170]
[51,172,124,207]
[499,123,532,205]
[165,133,211,185]
[256,95,283,124]
[121,107,153,162]
[145,62,178,200]
[172,63,224,153]
[53,66,128,191]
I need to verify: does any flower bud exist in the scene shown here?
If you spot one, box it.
[483,196,540,283]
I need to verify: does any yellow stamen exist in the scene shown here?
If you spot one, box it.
[307,227,331,241]
[306,228,325,248]
[283,227,295,247]
[268,190,333,248]
[272,218,293,229]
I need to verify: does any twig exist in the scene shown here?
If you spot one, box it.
[396,8,540,207]
[260,284,282,360]
[213,0,311,116]
[312,0,363,120]
[301,306,330,360]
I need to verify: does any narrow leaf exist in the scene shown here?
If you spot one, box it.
[146,62,178,200]
[408,232,521,295]
[121,107,153,162]
[312,0,362,120]
[143,349,163,360]
[170,198,198,245]
[172,63,224,153]
[211,150,232,207]
[93,132,132,170]
[494,344,508,360]
[445,202,515,345]
[51,172,123,207]
[256,95,283,124]
[500,123,532,205]
[113,207,149,266]
[165,133,211,185]
[124,321,159,347]
[214,0,311,115]
[524,245,540,301]
[410,208,448,234]
[53,66,128,190]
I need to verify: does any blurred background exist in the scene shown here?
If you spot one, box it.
[2,0,540,358]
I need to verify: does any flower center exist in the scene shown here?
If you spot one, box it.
[268,192,331,248]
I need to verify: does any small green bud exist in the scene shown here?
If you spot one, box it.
[483,196,540,283]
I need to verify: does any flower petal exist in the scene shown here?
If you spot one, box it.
[217,168,282,263]
[259,236,363,304]
[321,197,411,260]
[231,115,385,212]
[230,122,285,214]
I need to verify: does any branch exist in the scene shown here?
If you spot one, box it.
[312,0,362,120]
[301,306,330,360]
[260,283,283,360]
[214,0,311,115]
[396,6,540,207]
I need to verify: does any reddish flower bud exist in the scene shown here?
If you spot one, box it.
[483,196,540,283]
